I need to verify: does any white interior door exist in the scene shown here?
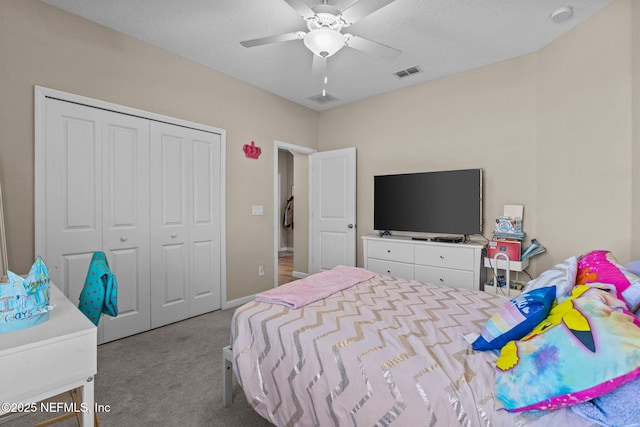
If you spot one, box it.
[309,147,357,273]
[43,98,151,342]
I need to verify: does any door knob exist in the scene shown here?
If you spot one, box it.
[347,224,354,229]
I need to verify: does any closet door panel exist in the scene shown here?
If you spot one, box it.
[44,99,103,298]
[39,90,225,343]
[102,115,151,341]
[150,122,190,328]
[190,132,222,315]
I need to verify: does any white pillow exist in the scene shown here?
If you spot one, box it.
[522,256,577,299]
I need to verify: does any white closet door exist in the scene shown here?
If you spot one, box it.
[44,98,152,342]
[190,129,222,316]
[44,99,103,298]
[150,122,190,327]
[101,115,151,342]
[150,122,221,327]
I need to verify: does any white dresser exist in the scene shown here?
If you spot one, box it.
[362,235,486,291]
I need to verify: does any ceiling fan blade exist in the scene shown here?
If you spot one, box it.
[284,0,316,20]
[339,0,397,25]
[345,34,401,59]
[240,32,305,48]
[312,54,327,76]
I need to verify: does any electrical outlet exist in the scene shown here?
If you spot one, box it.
[258,264,265,276]
[252,205,264,216]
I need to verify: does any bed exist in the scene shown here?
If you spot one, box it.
[227,254,640,426]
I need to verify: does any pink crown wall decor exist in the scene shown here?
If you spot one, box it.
[243,141,261,159]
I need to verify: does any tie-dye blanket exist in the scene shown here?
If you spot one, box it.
[496,285,640,412]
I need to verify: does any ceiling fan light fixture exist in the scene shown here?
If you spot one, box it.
[304,28,345,57]
[550,6,573,23]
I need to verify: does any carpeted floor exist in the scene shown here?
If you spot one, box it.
[2,309,273,427]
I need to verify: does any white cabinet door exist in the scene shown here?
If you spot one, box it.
[150,122,221,327]
[43,98,151,342]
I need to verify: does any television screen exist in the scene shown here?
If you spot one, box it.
[374,169,483,236]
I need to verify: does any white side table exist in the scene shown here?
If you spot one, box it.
[483,254,530,297]
[0,284,97,425]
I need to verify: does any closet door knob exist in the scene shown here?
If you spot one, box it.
[120,236,128,242]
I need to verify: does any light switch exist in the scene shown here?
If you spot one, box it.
[252,205,264,216]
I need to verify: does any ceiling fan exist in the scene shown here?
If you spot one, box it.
[240,0,401,77]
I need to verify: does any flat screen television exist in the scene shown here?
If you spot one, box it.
[374,168,483,237]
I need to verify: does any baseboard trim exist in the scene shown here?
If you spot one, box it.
[223,294,255,310]
[292,271,308,279]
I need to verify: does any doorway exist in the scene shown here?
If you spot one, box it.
[273,141,316,288]
[278,150,294,285]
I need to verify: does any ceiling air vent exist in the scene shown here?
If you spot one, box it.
[309,93,338,104]
[394,65,422,78]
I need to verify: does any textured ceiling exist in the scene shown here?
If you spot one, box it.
[42,0,614,111]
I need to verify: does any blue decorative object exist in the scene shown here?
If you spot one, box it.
[0,257,51,334]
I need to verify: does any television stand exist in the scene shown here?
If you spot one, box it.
[362,235,485,291]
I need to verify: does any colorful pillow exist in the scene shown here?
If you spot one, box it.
[472,286,556,351]
[577,250,640,312]
[522,256,577,300]
[495,285,640,412]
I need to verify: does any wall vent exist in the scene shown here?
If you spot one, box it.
[394,65,422,78]
[309,93,338,104]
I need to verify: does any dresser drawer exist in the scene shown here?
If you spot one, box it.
[367,259,414,280]
[414,244,475,270]
[414,265,474,290]
[367,239,414,263]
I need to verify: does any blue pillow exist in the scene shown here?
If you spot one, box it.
[473,286,556,351]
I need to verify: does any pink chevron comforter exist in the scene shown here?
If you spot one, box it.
[230,274,595,426]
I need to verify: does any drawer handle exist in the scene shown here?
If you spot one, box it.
[387,270,391,273]
[120,236,128,242]
[171,233,178,238]
[387,250,391,253]
[439,278,444,282]
[440,255,444,259]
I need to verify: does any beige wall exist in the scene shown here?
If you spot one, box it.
[632,1,640,258]
[0,0,318,302]
[318,0,637,275]
[536,0,633,269]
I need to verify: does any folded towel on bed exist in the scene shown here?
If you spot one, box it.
[256,265,375,309]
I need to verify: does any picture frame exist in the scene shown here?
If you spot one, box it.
[0,181,8,283]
